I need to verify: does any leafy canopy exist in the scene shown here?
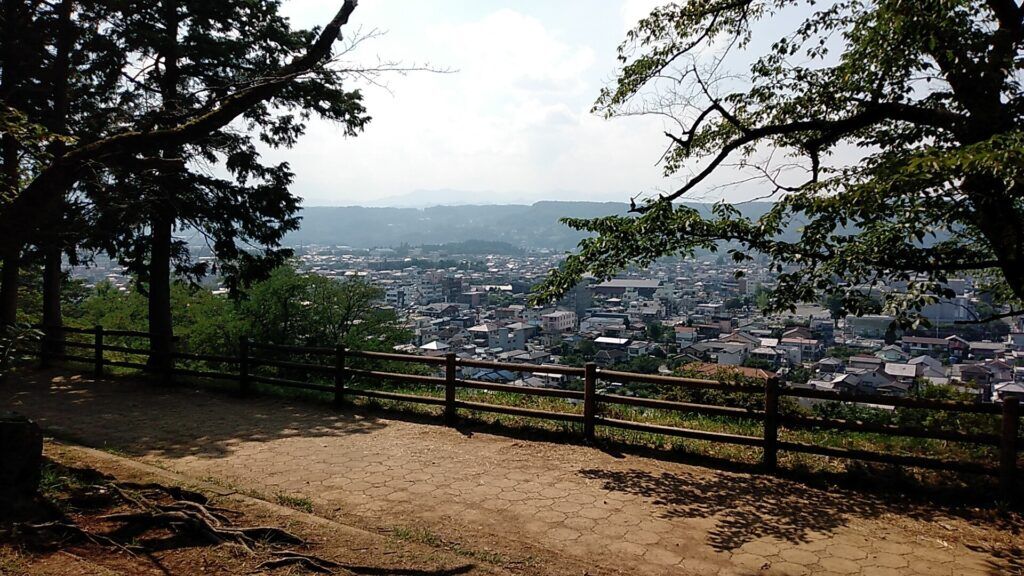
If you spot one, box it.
[535,0,1024,328]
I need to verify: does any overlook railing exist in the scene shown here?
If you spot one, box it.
[29,324,1022,500]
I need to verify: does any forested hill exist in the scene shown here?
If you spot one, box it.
[283,201,781,250]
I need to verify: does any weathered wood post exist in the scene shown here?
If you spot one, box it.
[334,344,346,405]
[444,353,457,426]
[583,362,597,442]
[1000,397,1019,503]
[93,325,104,378]
[238,336,250,396]
[763,376,780,472]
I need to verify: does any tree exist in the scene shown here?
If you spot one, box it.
[645,321,670,342]
[86,0,368,370]
[0,0,139,347]
[535,1,1024,329]
[0,1,361,327]
[723,297,744,311]
[242,266,409,351]
[613,355,662,374]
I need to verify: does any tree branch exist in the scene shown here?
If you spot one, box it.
[954,308,1022,324]
[636,101,965,211]
[986,0,1024,36]
[2,1,359,243]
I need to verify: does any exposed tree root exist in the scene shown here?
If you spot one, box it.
[100,508,304,548]
[113,481,211,505]
[258,549,351,574]
[18,520,137,557]
[16,479,341,573]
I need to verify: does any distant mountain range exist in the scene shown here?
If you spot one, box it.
[365,189,545,208]
[283,201,781,251]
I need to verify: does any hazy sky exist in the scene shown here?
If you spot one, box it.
[271,1,757,207]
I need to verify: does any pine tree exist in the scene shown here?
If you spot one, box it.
[86,0,368,367]
[0,0,364,354]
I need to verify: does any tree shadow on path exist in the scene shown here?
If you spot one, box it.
[2,370,388,460]
[580,466,932,552]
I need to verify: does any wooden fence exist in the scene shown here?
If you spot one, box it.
[32,325,1022,500]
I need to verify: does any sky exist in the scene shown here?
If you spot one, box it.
[269,1,772,207]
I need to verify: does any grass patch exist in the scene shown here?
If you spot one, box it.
[390,525,441,547]
[389,525,517,566]
[0,549,29,576]
[275,493,314,513]
[38,461,89,501]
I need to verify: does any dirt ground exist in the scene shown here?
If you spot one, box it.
[4,369,1024,575]
[1,443,516,576]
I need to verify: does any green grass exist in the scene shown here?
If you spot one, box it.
[0,549,29,576]
[38,461,80,499]
[274,493,314,513]
[389,524,517,566]
[390,525,441,547]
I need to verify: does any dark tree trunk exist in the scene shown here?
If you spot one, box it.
[147,210,174,370]
[0,247,19,327]
[147,0,181,371]
[0,0,18,326]
[41,248,63,352]
[0,128,19,326]
[40,0,74,350]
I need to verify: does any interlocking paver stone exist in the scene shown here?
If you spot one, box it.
[6,371,1018,576]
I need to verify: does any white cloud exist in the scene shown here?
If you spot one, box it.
[620,0,666,33]
[259,1,709,207]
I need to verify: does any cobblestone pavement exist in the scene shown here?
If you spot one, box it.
[5,371,1021,575]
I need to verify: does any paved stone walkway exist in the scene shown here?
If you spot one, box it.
[4,370,1022,575]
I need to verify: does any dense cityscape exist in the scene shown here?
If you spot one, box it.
[76,240,1024,406]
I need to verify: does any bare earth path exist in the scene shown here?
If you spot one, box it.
[4,370,1022,576]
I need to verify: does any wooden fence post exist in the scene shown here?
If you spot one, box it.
[93,325,104,378]
[583,362,597,442]
[334,345,346,405]
[1000,397,1019,503]
[444,353,457,426]
[763,376,780,472]
[239,336,250,396]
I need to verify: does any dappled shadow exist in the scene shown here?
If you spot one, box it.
[968,541,1024,576]
[580,467,911,552]
[1,369,387,460]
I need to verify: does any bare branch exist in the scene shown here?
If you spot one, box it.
[954,307,1022,324]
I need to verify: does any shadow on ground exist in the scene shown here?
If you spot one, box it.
[6,368,1023,568]
[578,464,1024,573]
[2,370,387,460]
[578,467,889,551]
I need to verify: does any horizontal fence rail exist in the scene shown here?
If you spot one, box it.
[26,324,1023,501]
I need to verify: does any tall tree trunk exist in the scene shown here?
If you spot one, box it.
[0,0,23,327]
[0,248,19,327]
[41,248,63,349]
[147,210,174,370]
[0,131,19,326]
[148,0,181,370]
[41,0,75,351]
